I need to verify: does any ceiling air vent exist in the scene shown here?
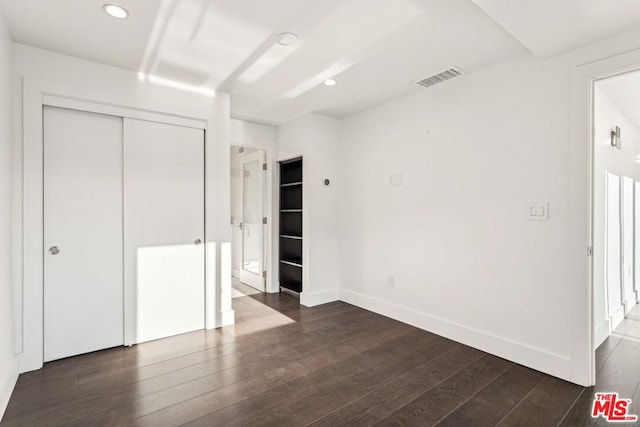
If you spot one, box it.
[415,67,465,89]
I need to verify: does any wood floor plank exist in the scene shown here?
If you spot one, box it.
[130,314,409,420]
[434,364,544,426]
[4,307,402,426]
[558,388,605,427]
[5,300,367,389]
[372,355,513,426]
[561,308,640,427]
[182,330,449,427]
[132,319,418,426]
[15,297,350,390]
[3,300,368,421]
[309,344,484,427]
[7,294,640,427]
[497,375,583,427]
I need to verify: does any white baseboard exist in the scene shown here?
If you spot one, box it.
[232,268,240,278]
[0,355,18,422]
[300,288,339,307]
[624,295,637,316]
[594,318,611,349]
[338,289,572,383]
[216,309,235,328]
[609,305,626,331]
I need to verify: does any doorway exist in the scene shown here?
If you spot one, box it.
[592,71,640,354]
[231,146,267,296]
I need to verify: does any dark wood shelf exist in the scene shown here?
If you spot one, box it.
[281,235,302,240]
[280,260,303,268]
[279,158,303,294]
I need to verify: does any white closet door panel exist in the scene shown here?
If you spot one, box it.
[44,106,124,362]
[124,118,205,344]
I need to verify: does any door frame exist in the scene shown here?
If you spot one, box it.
[19,77,220,372]
[230,142,277,294]
[238,149,267,291]
[570,48,640,386]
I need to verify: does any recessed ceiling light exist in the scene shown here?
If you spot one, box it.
[324,79,337,87]
[277,32,298,46]
[103,4,129,19]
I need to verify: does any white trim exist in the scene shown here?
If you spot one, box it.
[21,79,44,372]
[339,289,572,382]
[0,355,18,421]
[238,150,266,291]
[594,318,611,349]
[609,304,626,331]
[231,142,276,294]
[232,268,240,278]
[570,47,640,386]
[624,296,637,315]
[217,309,235,327]
[20,76,221,373]
[300,288,339,307]
[42,95,205,129]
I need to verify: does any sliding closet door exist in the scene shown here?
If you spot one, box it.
[124,118,205,344]
[44,107,124,362]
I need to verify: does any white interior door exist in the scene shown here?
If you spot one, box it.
[622,176,635,312]
[124,118,205,344]
[606,172,624,327]
[239,150,265,291]
[44,106,124,362]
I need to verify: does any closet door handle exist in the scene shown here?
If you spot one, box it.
[49,246,60,255]
[194,238,202,245]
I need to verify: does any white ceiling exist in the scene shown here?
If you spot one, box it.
[2,0,640,125]
[598,70,640,131]
[471,0,640,58]
[0,0,161,71]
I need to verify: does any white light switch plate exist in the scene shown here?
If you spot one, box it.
[388,173,403,186]
[528,203,549,221]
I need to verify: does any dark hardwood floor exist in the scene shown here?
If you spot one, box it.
[1,295,639,426]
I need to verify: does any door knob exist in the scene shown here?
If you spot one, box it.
[49,246,60,255]
[194,238,202,245]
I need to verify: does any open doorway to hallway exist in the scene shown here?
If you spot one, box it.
[592,70,640,351]
[231,145,267,298]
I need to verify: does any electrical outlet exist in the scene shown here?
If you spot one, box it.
[387,276,395,288]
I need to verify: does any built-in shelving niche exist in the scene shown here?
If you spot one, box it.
[279,158,303,293]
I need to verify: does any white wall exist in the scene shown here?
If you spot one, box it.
[592,85,640,347]
[10,43,232,372]
[339,54,572,379]
[0,11,18,421]
[276,114,341,306]
[231,119,276,151]
[334,27,640,385]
